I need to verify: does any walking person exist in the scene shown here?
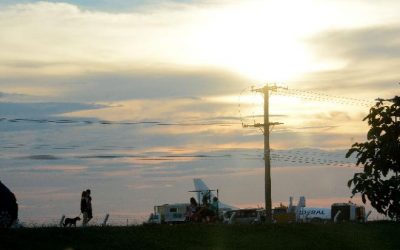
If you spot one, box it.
[80,190,88,226]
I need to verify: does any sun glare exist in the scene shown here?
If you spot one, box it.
[180,2,323,82]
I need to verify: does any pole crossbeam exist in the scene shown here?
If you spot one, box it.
[243,122,283,128]
[251,85,279,93]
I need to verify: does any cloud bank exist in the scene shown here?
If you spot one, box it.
[1,0,399,223]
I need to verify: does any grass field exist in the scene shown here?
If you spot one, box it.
[1,222,399,250]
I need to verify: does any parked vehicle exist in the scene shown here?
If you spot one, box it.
[223,208,264,224]
[148,203,190,224]
[297,207,331,222]
[331,202,366,222]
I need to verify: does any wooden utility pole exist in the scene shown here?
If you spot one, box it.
[244,84,283,223]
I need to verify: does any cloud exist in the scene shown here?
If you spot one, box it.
[5,0,400,82]
[311,25,400,61]
[6,146,358,176]
[22,155,61,160]
[2,1,399,97]
[0,102,104,117]
[34,165,88,173]
[62,97,243,124]
[0,1,221,76]
[0,91,34,101]
[2,0,223,12]
[298,24,400,96]
[0,68,248,103]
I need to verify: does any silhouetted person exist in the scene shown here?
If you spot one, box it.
[190,197,198,205]
[188,197,198,221]
[86,189,93,223]
[211,197,219,215]
[80,191,88,226]
[202,193,210,206]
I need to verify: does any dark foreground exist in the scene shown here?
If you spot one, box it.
[1,222,399,250]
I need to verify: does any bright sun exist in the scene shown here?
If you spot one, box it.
[175,1,352,82]
[179,2,318,82]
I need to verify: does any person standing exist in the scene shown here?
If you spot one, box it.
[210,197,219,222]
[86,189,93,223]
[188,197,198,221]
[80,191,88,226]
[211,197,219,215]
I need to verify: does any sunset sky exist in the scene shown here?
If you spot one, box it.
[1,0,399,224]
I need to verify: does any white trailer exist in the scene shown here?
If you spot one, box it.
[148,203,190,224]
[297,207,331,222]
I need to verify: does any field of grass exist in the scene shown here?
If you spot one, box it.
[1,222,399,250]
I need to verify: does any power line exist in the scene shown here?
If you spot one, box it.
[0,117,240,127]
[275,88,374,107]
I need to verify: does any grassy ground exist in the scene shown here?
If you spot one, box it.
[1,222,399,250]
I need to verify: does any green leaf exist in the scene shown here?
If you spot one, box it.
[347,179,353,188]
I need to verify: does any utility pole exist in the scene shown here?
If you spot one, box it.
[243,84,283,223]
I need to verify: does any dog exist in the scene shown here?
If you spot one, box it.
[63,217,81,227]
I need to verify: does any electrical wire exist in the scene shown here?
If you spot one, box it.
[276,88,374,107]
[0,117,241,127]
